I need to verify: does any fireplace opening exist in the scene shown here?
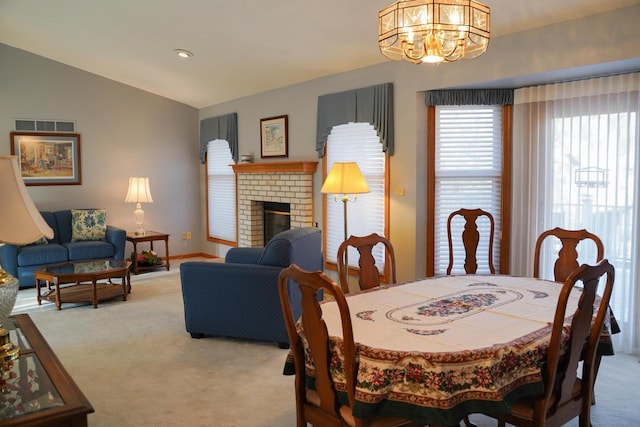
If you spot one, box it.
[264,202,291,243]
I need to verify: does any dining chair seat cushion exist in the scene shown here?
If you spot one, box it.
[305,389,322,407]
[306,389,420,427]
[508,378,582,421]
[339,405,421,427]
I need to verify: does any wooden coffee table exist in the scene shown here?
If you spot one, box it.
[0,314,94,426]
[35,259,131,310]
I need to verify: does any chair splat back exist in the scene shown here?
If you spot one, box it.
[446,208,496,275]
[534,227,604,283]
[337,233,396,294]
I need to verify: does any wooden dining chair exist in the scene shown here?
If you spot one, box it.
[446,209,493,427]
[446,208,496,275]
[491,259,615,427]
[337,233,397,294]
[533,226,613,400]
[278,264,420,427]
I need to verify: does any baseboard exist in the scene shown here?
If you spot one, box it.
[169,252,220,260]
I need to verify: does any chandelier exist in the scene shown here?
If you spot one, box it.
[378,0,490,64]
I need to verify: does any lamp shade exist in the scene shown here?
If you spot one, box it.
[321,162,370,195]
[125,177,153,203]
[0,156,54,245]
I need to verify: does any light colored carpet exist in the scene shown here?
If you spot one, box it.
[11,261,639,426]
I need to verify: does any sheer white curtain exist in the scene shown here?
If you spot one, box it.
[511,73,640,354]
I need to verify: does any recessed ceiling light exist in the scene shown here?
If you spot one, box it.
[174,49,193,59]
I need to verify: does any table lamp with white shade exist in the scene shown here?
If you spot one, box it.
[0,156,54,365]
[125,176,153,236]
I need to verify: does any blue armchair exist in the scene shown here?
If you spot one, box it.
[180,227,323,348]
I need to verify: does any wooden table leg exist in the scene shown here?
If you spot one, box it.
[54,280,61,310]
[122,272,128,301]
[36,278,42,306]
[132,241,139,274]
[92,279,98,308]
[164,236,170,271]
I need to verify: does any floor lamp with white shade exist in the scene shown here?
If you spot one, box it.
[321,162,370,281]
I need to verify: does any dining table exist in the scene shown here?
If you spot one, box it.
[283,274,614,426]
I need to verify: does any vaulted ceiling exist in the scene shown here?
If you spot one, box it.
[1,0,638,108]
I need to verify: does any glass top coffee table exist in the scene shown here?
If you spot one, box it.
[0,314,94,426]
[35,259,131,310]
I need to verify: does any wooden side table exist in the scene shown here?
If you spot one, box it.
[126,231,170,274]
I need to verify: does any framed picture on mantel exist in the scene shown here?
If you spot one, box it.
[260,115,288,158]
[10,131,82,185]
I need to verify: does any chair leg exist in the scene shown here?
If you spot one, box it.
[462,416,477,427]
[591,353,603,405]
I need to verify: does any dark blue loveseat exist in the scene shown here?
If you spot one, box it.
[180,227,323,348]
[0,210,126,288]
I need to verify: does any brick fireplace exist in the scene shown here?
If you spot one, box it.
[232,161,318,247]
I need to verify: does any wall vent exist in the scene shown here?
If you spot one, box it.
[15,119,76,132]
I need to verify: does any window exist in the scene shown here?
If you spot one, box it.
[206,139,236,244]
[427,105,511,276]
[513,73,640,354]
[324,123,388,275]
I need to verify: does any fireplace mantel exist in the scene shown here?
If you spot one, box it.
[232,161,318,174]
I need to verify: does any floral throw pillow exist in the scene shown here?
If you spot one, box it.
[71,209,107,242]
[21,236,49,247]
[33,236,49,245]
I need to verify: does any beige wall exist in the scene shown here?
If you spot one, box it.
[2,6,638,278]
[199,5,640,280]
[0,43,200,260]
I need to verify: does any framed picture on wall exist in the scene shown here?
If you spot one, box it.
[260,115,288,158]
[10,131,82,185]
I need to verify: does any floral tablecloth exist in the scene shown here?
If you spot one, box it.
[288,275,608,425]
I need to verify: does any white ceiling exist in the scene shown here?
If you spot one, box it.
[1,0,638,108]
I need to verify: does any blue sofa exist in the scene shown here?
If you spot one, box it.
[0,210,126,288]
[180,227,323,348]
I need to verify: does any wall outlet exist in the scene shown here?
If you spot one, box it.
[181,232,187,240]
[186,231,192,240]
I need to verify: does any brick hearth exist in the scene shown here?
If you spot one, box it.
[232,161,318,247]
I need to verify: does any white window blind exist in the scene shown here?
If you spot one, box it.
[434,106,502,275]
[207,139,236,242]
[325,123,386,270]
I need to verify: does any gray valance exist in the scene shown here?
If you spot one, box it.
[426,89,514,106]
[199,113,238,163]
[316,83,394,157]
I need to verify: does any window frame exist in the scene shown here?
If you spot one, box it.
[322,123,391,281]
[426,104,512,276]
[205,139,238,246]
